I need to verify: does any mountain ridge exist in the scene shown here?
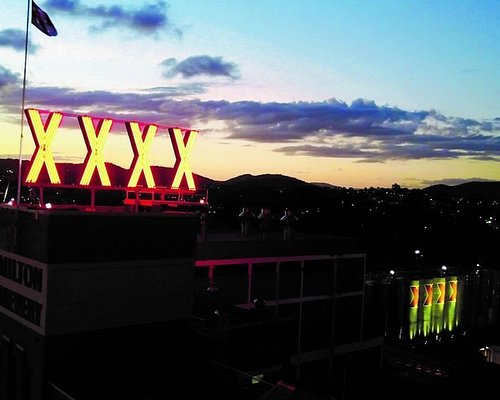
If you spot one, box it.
[423,181,500,198]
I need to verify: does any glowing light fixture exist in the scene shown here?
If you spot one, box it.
[410,283,419,308]
[78,116,112,186]
[436,281,445,304]
[169,128,197,190]
[423,283,433,306]
[448,279,457,302]
[126,122,157,188]
[25,109,63,184]
[22,109,201,192]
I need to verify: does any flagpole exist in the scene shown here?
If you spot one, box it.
[16,0,31,207]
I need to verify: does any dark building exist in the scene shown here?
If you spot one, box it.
[0,205,384,399]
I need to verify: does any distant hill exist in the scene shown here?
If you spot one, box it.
[222,173,312,189]
[424,181,500,199]
[310,182,342,189]
[206,173,340,210]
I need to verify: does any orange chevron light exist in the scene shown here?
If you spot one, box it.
[410,285,419,308]
[25,109,63,184]
[169,128,197,190]
[436,282,445,304]
[448,280,457,302]
[78,116,112,186]
[126,122,157,188]
[423,283,433,306]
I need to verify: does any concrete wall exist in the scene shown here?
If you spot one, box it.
[0,207,198,263]
[46,257,194,335]
[0,207,199,335]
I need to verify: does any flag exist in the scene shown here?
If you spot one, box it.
[31,1,58,37]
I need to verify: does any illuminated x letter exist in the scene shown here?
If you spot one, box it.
[79,116,112,186]
[410,285,419,308]
[436,282,445,304]
[169,128,197,190]
[423,283,433,306]
[126,122,157,188]
[448,280,457,302]
[25,109,62,184]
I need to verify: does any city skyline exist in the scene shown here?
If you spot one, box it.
[0,0,499,188]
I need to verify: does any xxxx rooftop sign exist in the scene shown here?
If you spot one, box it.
[23,108,198,191]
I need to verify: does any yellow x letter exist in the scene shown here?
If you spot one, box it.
[25,109,63,184]
[169,128,197,190]
[126,122,157,188]
[78,116,112,186]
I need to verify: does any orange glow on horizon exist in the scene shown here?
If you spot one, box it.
[78,116,112,186]
[25,109,63,184]
[126,122,157,188]
[169,128,197,191]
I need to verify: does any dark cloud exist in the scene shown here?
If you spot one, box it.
[0,82,207,128]
[469,156,500,162]
[191,98,429,143]
[161,56,240,79]
[1,77,499,163]
[0,66,20,89]
[275,129,500,162]
[278,144,376,159]
[277,142,464,162]
[0,29,39,54]
[45,0,179,35]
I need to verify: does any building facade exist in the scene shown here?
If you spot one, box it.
[0,206,383,399]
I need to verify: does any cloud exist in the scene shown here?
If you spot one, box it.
[1,76,499,163]
[0,29,39,54]
[0,80,206,126]
[0,66,20,89]
[45,0,179,36]
[161,56,240,79]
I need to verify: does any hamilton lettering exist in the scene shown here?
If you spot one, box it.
[0,255,43,292]
[24,108,198,191]
[0,284,42,326]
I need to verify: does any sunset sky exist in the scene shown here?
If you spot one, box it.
[0,0,499,188]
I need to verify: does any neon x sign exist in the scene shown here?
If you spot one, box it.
[23,109,199,191]
[169,128,197,191]
[25,109,63,184]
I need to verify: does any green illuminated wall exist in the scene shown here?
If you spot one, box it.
[408,275,460,340]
